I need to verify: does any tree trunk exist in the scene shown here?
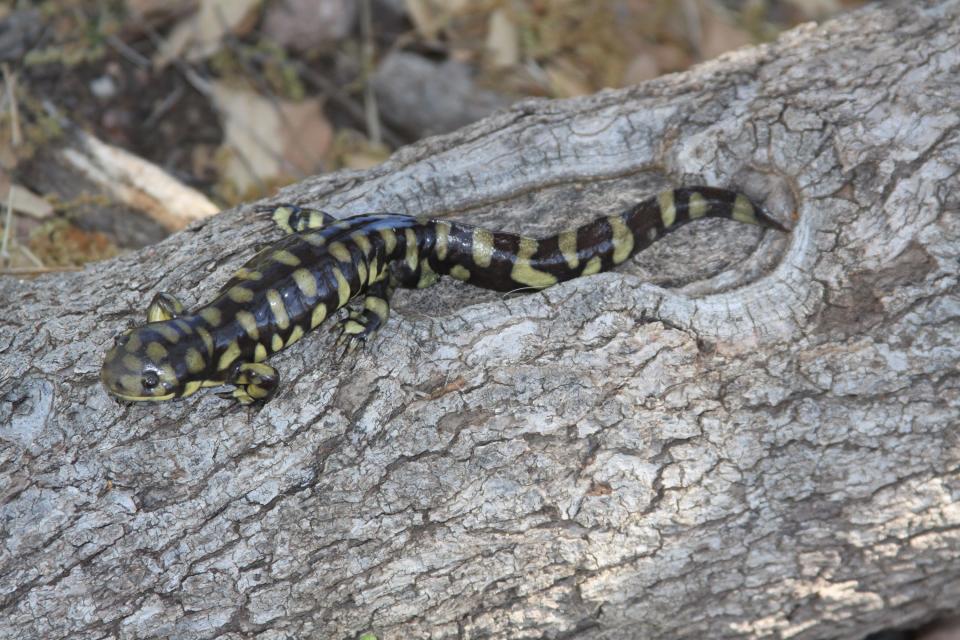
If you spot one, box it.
[2,1,959,638]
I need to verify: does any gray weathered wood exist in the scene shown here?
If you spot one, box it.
[2,1,959,638]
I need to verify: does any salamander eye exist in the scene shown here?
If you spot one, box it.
[142,371,160,389]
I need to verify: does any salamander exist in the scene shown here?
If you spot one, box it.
[100,186,788,404]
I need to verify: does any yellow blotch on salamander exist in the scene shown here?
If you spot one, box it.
[351,232,372,254]
[196,326,214,355]
[404,228,418,271]
[292,268,317,299]
[581,256,602,276]
[272,205,296,233]
[417,259,438,288]
[285,325,304,347]
[155,324,180,343]
[217,341,242,371]
[558,230,579,269]
[228,286,254,304]
[472,228,494,268]
[732,194,757,224]
[310,302,327,329]
[689,192,709,219]
[379,228,397,254]
[234,268,262,281]
[434,222,451,260]
[266,289,290,330]
[329,242,352,263]
[658,190,677,227]
[510,237,557,289]
[146,342,167,362]
[236,310,259,340]
[333,268,351,307]
[125,332,142,353]
[449,265,471,281]
[356,260,368,285]
[608,215,634,265]
[273,250,301,266]
[200,307,222,326]
[364,296,389,320]
[185,348,206,374]
[182,380,203,397]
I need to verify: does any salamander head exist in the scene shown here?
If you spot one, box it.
[101,321,205,402]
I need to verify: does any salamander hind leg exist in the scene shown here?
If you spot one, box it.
[222,362,279,405]
[271,204,336,234]
[333,279,395,357]
[146,292,186,322]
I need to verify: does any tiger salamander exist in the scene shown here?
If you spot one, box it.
[101,187,788,404]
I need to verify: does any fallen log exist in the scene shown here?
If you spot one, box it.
[1,1,958,637]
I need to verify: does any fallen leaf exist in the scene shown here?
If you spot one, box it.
[210,82,332,196]
[403,0,468,40]
[699,8,752,59]
[153,0,261,68]
[125,0,196,19]
[4,183,54,219]
[263,0,357,52]
[545,59,592,98]
[622,53,659,85]
[650,43,692,74]
[404,0,441,40]
[785,0,841,20]
[486,8,519,68]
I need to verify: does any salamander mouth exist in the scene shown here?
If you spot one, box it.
[106,389,177,402]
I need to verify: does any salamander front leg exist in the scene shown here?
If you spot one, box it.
[271,203,336,234]
[146,292,186,322]
[333,279,395,357]
[222,362,279,405]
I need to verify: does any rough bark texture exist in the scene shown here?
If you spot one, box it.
[2,2,959,638]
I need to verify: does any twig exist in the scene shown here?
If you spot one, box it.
[105,34,151,69]
[360,0,382,147]
[2,64,21,148]
[0,180,12,267]
[0,66,17,267]
[0,266,83,275]
[18,243,44,268]
[681,0,703,60]
[142,83,185,129]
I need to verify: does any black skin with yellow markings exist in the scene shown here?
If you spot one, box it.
[101,186,789,404]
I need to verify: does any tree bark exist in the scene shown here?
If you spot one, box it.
[2,1,959,638]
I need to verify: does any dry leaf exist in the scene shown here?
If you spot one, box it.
[263,0,357,52]
[125,0,196,19]
[4,183,54,219]
[210,82,332,196]
[622,53,659,85]
[153,0,261,68]
[545,59,592,98]
[699,9,752,60]
[403,0,468,40]
[404,0,441,40]
[785,0,841,20]
[650,43,692,73]
[486,9,519,68]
